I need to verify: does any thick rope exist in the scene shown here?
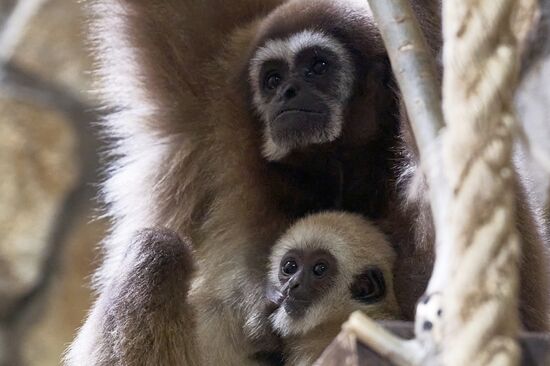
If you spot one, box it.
[340,1,528,364]
[441,0,523,365]
[514,0,538,54]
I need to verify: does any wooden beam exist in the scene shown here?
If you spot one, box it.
[315,322,550,366]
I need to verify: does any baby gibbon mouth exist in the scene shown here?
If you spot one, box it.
[283,297,311,318]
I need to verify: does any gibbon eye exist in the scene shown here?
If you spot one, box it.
[312,262,328,277]
[282,259,298,275]
[311,59,328,75]
[265,73,282,90]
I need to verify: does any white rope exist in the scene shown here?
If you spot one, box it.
[440,0,523,364]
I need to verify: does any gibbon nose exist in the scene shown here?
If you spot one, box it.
[282,84,299,100]
[288,274,301,291]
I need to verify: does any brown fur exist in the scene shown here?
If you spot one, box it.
[67,0,549,365]
[66,229,198,365]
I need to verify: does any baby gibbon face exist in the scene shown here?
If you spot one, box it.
[276,249,386,318]
[267,212,399,337]
[249,30,354,161]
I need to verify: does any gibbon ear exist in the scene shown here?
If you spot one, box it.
[351,267,386,304]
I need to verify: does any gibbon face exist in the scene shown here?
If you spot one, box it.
[276,248,386,319]
[267,212,399,337]
[249,30,354,161]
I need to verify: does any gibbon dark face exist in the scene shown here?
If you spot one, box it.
[250,30,354,161]
[275,248,386,319]
[277,248,338,317]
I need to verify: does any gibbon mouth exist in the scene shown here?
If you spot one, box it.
[283,297,311,317]
[270,107,331,147]
[276,109,324,119]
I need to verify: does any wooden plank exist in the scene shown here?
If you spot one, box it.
[315,321,550,366]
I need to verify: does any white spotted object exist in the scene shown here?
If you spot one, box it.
[415,292,444,350]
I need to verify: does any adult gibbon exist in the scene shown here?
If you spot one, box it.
[66,0,549,365]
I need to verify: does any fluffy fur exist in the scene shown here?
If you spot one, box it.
[67,0,549,364]
[269,211,399,365]
[66,229,199,366]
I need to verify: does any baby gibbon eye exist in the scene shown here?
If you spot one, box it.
[350,267,386,304]
[312,262,328,277]
[265,72,282,90]
[281,259,298,275]
[311,59,328,75]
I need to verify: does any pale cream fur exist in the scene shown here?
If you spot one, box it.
[269,212,400,365]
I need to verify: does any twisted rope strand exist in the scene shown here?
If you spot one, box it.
[441,0,522,365]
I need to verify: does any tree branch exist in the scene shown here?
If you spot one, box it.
[366,0,451,295]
